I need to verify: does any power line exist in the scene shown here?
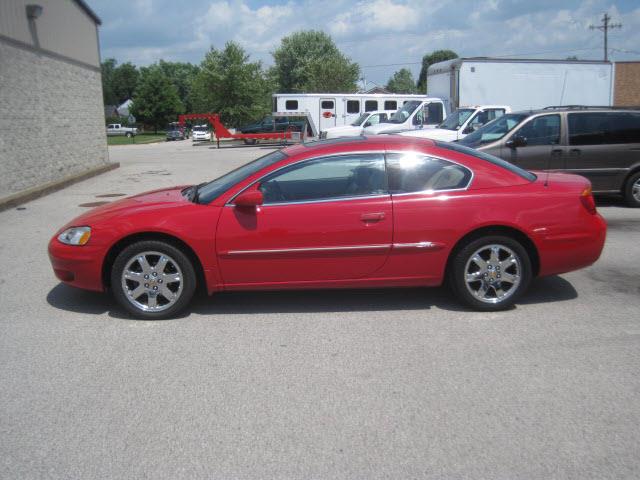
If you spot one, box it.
[590,13,622,61]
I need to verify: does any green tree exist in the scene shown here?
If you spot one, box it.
[386,68,417,94]
[130,66,184,132]
[157,60,200,112]
[272,30,359,93]
[111,62,139,104]
[417,50,458,92]
[101,58,117,106]
[189,41,271,127]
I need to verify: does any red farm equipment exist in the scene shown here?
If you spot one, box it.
[178,113,304,148]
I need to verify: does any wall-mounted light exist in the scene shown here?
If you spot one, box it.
[26,4,43,20]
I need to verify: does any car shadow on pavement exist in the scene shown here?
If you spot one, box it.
[46,275,578,319]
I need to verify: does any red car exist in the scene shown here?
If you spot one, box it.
[49,136,606,319]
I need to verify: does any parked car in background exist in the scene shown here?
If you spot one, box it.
[106,124,137,137]
[191,124,212,143]
[459,106,640,207]
[320,110,396,139]
[166,122,186,141]
[363,98,447,135]
[48,136,606,319]
[400,106,510,142]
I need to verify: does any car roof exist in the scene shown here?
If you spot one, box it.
[282,135,436,156]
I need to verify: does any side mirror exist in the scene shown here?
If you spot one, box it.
[506,135,527,148]
[471,122,482,131]
[234,189,263,208]
[363,121,371,127]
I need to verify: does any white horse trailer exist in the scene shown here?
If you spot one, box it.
[272,93,435,137]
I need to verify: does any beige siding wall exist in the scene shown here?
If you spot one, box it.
[0,0,99,67]
[614,63,640,107]
[0,41,110,199]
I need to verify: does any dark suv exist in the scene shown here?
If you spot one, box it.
[459,107,640,207]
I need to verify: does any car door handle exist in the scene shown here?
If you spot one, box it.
[360,212,385,222]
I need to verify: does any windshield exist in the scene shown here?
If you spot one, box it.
[459,113,528,148]
[387,101,421,124]
[351,113,369,126]
[438,109,475,130]
[195,150,288,204]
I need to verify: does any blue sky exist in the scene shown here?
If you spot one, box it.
[89,0,640,87]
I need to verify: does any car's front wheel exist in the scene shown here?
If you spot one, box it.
[449,235,532,311]
[624,171,640,208]
[111,241,196,319]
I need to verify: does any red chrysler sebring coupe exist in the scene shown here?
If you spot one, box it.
[49,136,606,319]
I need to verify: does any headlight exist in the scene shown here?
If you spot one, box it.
[58,226,91,245]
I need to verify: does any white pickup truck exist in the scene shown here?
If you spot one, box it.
[320,110,396,139]
[106,124,138,137]
[399,105,511,142]
[363,98,447,135]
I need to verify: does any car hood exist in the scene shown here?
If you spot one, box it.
[363,123,406,135]
[63,186,192,228]
[400,128,457,141]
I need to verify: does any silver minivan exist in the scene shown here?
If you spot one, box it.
[459,107,640,207]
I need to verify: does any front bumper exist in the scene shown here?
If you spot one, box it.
[48,237,106,292]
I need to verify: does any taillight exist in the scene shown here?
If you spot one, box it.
[580,187,597,214]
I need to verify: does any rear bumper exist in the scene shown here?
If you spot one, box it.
[48,237,105,292]
[537,213,607,277]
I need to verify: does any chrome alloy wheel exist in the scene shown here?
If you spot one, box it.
[464,244,522,304]
[120,251,183,312]
[633,177,640,202]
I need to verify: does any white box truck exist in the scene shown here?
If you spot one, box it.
[427,58,614,112]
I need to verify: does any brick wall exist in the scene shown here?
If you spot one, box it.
[0,40,111,199]
[614,62,640,107]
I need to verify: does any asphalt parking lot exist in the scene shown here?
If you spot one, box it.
[1,139,639,479]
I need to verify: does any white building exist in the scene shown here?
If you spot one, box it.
[0,0,116,208]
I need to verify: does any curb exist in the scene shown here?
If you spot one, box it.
[0,162,120,213]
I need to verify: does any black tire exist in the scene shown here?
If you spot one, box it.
[110,240,196,319]
[448,235,532,311]
[623,171,640,208]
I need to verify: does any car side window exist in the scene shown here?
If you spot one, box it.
[369,114,381,125]
[260,154,387,204]
[516,114,560,146]
[386,153,472,193]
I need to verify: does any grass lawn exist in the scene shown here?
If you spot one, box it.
[107,133,166,145]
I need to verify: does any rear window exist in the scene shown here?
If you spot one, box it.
[434,141,537,182]
[568,112,640,145]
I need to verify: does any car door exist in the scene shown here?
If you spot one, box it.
[384,152,474,281]
[565,111,640,192]
[216,153,393,286]
[501,114,563,171]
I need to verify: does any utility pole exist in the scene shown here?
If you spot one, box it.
[590,13,622,62]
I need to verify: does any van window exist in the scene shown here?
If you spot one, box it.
[568,112,640,145]
[384,100,397,110]
[517,114,560,146]
[365,100,378,112]
[285,100,298,110]
[346,100,360,114]
[321,100,334,109]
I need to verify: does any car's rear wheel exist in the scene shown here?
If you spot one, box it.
[126,132,132,138]
[624,171,640,208]
[449,235,532,311]
[111,241,196,319]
